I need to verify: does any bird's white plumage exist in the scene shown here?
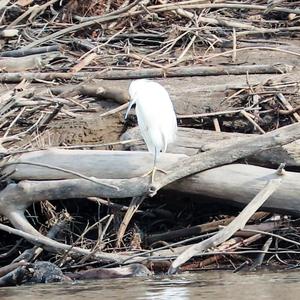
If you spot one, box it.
[126,79,177,164]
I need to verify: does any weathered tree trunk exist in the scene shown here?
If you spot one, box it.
[1,150,300,214]
[1,122,299,236]
[122,127,300,168]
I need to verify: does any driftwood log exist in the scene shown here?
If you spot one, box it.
[122,127,300,168]
[2,149,300,213]
[0,64,293,83]
[0,52,62,72]
[0,122,299,247]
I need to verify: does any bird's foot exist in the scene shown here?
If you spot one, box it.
[142,167,167,184]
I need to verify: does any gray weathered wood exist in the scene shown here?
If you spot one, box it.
[1,151,300,214]
[1,122,300,237]
[169,179,282,273]
[0,163,300,246]
[122,127,300,168]
[2,149,186,180]
[0,64,293,83]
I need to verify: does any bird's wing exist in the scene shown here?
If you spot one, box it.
[136,104,158,155]
[143,82,177,146]
[133,80,177,153]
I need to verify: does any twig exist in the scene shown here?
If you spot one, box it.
[236,26,300,37]
[240,229,300,248]
[147,217,235,244]
[87,197,151,216]
[59,139,140,150]
[0,45,60,58]
[201,46,300,62]
[116,196,145,248]
[251,237,273,269]
[79,27,126,61]
[1,161,119,190]
[3,107,26,138]
[6,4,39,29]
[148,3,300,15]
[276,93,300,122]
[279,105,300,115]
[0,222,129,263]
[21,0,144,49]
[177,107,259,119]
[240,110,265,134]
[7,139,140,154]
[232,28,237,62]
[78,214,115,264]
[167,34,197,68]
[212,118,221,132]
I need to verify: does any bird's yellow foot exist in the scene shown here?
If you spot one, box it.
[142,166,167,183]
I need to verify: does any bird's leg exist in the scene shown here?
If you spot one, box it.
[142,150,167,183]
[151,165,157,184]
[141,151,157,181]
[151,166,168,183]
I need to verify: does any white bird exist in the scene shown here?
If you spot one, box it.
[125,79,177,183]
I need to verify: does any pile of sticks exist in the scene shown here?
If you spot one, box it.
[0,0,300,79]
[0,0,300,286]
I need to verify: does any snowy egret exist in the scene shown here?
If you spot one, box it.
[125,79,177,183]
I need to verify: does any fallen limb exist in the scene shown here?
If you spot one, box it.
[122,127,300,168]
[0,45,61,57]
[0,52,61,72]
[2,150,185,180]
[150,122,300,195]
[168,178,282,273]
[2,163,299,229]
[0,261,28,278]
[0,64,293,82]
[149,2,300,15]
[0,222,131,264]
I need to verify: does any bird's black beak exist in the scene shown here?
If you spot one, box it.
[125,99,136,119]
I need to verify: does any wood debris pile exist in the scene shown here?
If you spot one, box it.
[0,0,299,286]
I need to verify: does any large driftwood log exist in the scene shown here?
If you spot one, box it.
[1,151,300,213]
[122,127,300,168]
[1,122,300,238]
